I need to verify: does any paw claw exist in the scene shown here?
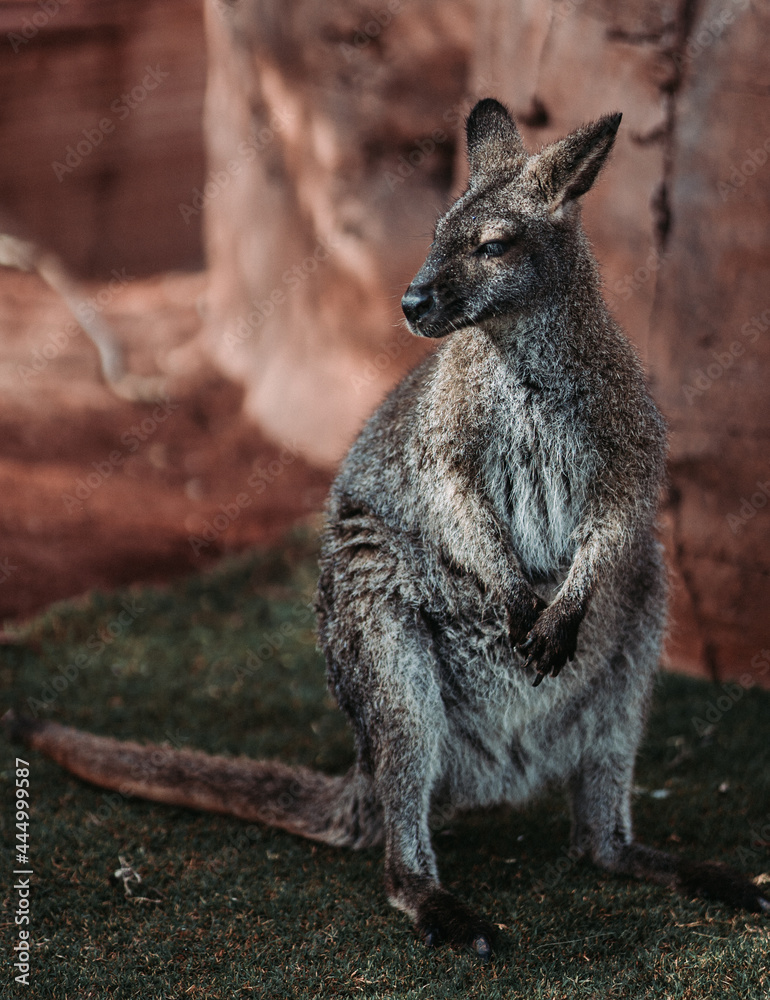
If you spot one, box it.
[473,934,492,961]
[532,670,546,688]
[423,927,440,948]
[417,890,495,960]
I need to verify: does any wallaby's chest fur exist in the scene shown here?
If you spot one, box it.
[318,309,664,813]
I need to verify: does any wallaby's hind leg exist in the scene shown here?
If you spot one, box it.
[380,729,496,959]
[372,616,496,959]
[565,555,770,912]
[569,753,770,914]
[374,620,495,958]
[321,542,495,958]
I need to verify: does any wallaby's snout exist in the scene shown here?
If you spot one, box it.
[402,256,468,339]
[402,275,464,339]
[401,283,435,328]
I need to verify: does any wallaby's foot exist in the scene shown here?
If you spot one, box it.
[570,766,769,916]
[516,602,582,685]
[615,842,770,915]
[416,889,495,960]
[677,859,770,915]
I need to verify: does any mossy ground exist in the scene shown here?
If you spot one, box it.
[2,531,768,999]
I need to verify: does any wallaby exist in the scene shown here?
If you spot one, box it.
[5,99,768,960]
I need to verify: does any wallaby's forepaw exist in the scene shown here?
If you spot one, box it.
[416,888,495,961]
[507,592,548,648]
[515,603,582,685]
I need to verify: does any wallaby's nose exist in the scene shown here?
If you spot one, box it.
[401,285,435,325]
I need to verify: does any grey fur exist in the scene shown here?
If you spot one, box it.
[5,98,767,959]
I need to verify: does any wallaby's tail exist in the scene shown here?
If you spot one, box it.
[3,711,382,850]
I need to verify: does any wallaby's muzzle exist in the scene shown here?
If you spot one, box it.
[401,283,435,325]
[402,279,461,338]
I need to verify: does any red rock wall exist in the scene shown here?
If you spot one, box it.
[201,0,770,682]
[645,0,770,681]
[202,0,474,465]
[0,0,207,278]
[473,0,770,680]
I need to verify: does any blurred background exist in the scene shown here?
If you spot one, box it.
[0,0,768,683]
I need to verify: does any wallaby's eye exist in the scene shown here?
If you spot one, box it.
[476,240,509,258]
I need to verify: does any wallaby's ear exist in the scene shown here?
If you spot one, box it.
[466,98,527,185]
[531,112,622,217]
